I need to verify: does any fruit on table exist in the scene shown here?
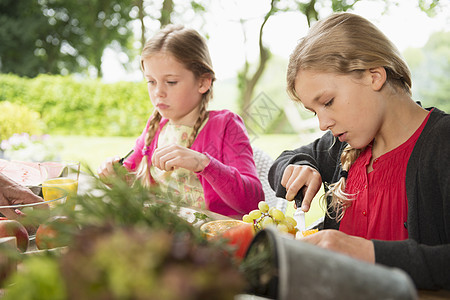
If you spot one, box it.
[0,159,43,187]
[199,219,248,240]
[200,219,255,260]
[299,229,319,237]
[221,222,255,260]
[242,201,298,236]
[0,219,29,252]
[35,216,74,250]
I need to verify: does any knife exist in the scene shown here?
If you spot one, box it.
[118,149,134,165]
[293,187,307,237]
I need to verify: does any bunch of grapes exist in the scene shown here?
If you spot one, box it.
[242,201,298,236]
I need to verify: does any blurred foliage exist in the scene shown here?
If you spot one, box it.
[3,175,245,299]
[0,74,150,136]
[0,0,134,77]
[0,0,208,78]
[0,102,45,141]
[404,31,450,113]
[3,256,67,300]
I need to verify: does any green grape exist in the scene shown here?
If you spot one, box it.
[277,223,289,233]
[268,207,276,217]
[260,216,274,228]
[285,216,297,227]
[242,214,253,223]
[20,207,34,215]
[270,208,285,222]
[249,209,262,220]
[282,220,295,233]
[257,201,269,213]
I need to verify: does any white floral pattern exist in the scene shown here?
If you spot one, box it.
[150,122,206,209]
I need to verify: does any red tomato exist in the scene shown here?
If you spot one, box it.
[221,223,255,260]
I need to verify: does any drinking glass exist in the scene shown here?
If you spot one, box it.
[39,161,80,209]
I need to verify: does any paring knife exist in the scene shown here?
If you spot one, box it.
[118,149,134,165]
[293,187,307,237]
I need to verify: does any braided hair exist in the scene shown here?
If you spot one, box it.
[286,13,412,220]
[135,25,215,186]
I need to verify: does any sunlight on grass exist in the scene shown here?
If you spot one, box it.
[50,135,136,172]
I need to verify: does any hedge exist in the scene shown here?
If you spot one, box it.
[0,74,151,137]
[0,101,45,141]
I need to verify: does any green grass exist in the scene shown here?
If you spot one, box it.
[51,134,325,227]
[50,135,136,172]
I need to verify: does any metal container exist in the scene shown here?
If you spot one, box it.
[243,227,417,300]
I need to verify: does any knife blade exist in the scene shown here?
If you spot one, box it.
[293,187,307,237]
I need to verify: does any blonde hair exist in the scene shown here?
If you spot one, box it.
[286,13,412,220]
[135,25,215,186]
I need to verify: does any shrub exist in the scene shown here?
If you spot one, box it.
[0,101,45,140]
[0,74,151,136]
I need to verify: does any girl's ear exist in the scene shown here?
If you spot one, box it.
[198,75,212,94]
[369,67,387,91]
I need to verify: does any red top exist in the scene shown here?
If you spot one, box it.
[339,110,432,240]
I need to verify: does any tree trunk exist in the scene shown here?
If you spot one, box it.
[160,0,174,27]
[137,0,145,50]
[238,0,277,119]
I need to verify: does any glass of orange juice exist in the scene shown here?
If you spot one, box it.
[39,161,80,209]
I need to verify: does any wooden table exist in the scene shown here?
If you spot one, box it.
[418,289,450,299]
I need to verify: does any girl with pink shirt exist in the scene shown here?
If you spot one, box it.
[98,25,263,218]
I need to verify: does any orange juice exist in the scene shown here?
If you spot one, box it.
[42,178,78,209]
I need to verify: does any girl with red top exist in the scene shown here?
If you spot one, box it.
[269,13,450,290]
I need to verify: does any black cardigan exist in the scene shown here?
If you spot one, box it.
[268,107,450,290]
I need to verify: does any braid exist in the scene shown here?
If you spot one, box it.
[187,97,209,148]
[325,144,362,221]
[135,111,162,187]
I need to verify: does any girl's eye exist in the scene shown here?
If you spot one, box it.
[167,81,177,85]
[147,80,156,85]
[324,98,334,107]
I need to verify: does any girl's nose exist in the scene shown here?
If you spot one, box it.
[318,114,334,131]
[154,84,166,97]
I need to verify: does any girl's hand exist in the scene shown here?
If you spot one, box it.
[300,229,375,263]
[152,144,210,173]
[281,164,322,212]
[97,156,121,182]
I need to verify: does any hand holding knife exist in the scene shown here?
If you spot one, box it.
[293,187,307,235]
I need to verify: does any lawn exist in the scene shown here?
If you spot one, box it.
[51,133,326,227]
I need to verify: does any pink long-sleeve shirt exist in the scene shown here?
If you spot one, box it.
[123,110,263,217]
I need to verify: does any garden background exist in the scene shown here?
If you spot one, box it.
[1,0,449,224]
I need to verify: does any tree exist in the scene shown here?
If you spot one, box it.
[405,31,450,113]
[134,0,207,51]
[236,0,446,127]
[0,0,134,77]
[0,0,209,77]
[236,0,361,126]
[0,0,63,77]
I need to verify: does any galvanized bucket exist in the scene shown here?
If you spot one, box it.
[243,227,417,300]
